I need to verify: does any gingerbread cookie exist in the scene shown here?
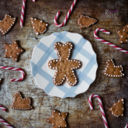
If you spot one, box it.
[30,17,48,35]
[11,92,32,110]
[109,99,124,117]
[78,15,97,28]
[48,42,82,86]
[4,41,24,62]
[117,24,128,43]
[0,14,16,35]
[47,110,68,128]
[104,59,124,77]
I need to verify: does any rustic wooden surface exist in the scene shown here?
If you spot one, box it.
[0,0,128,128]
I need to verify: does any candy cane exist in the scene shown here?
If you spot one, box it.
[54,0,77,27]
[0,66,25,82]
[125,124,128,128]
[0,116,14,128]
[20,0,36,28]
[94,28,128,54]
[0,105,7,112]
[0,104,13,127]
[88,94,109,128]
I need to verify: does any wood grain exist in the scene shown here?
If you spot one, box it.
[0,0,128,128]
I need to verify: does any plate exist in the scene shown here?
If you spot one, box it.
[31,31,98,98]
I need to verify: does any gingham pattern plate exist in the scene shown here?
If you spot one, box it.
[31,31,98,98]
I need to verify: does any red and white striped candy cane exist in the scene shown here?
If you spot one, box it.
[20,0,36,28]
[88,94,109,128]
[125,124,128,128]
[0,105,7,112]
[94,28,128,54]
[0,66,25,82]
[54,0,77,27]
[0,116,14,128]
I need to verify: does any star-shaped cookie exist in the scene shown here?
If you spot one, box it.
[104,59,124,77]
[48,42,82,86]
[47,110,68,128]
[30,17,48,35]
[4,41,24,61]
[78,15,97,28]
[117,24,128,43]
[0,14,16,35]
[11,92,33,110]
[109,99,124,117]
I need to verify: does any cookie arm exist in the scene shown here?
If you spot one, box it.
[48,59,58,70]
[69,60,82,69]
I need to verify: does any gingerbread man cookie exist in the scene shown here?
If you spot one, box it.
[30,17,48,35]
[104,59,124,77]
[117,24,128,43]
[48,42,82,86]
[0,14,16,35]
[47,109,68,128]
[109,99,124,117]
[11,92,33,110]
[4,41,24,61]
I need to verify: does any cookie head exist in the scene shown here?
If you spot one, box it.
[48,42,82,86]
[54,42,73,60]
[47,110,68,128]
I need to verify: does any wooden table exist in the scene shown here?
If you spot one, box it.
[0,0,128,128]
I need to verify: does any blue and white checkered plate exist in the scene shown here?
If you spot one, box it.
[31,31,98,98]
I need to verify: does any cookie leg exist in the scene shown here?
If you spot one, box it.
[53,71,65,85]
[66,70,77,86]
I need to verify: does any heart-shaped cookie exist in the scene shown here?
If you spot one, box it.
[0,14,16,35]
[12,92,32,110]
[104,59,124,77]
